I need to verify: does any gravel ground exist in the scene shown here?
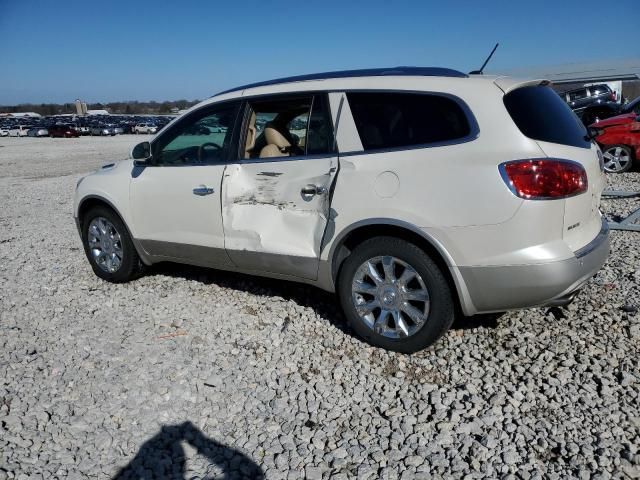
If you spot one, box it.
[0,136,639,479]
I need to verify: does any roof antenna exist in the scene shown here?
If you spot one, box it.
[469,43,499,75]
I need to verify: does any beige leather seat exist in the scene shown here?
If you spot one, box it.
[260,122,291,158]
[244,112,257,159]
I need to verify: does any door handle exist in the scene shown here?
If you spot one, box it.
[193,185,215,196]
[301,184,328,197]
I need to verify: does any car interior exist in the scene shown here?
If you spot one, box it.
[244,98,311,159]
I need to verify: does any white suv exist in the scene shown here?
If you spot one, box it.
[134,123,158,134]
[74,67,609,352]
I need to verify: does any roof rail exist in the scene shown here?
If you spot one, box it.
[215,66,468,96]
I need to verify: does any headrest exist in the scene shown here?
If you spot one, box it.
[264,122,291,149]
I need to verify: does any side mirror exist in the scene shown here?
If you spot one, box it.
[131,141,152,165]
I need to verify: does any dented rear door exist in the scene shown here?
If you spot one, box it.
[221,94,338,280]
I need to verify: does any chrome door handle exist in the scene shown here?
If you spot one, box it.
[193,185,215,196]
[301,184,327,197]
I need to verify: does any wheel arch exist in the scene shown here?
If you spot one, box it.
[327,219,473,315]
[76,195,151,265]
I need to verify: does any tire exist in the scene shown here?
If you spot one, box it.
[337,236,455,353]
[602,144,633,173]
[81,205,144,282]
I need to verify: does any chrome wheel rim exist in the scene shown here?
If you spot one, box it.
[87,217,123,273]
[351,256,430,339]
[603,146,631,173]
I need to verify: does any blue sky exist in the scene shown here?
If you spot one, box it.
[0,0,637,104]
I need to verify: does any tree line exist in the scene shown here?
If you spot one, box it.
[0,99,200,116]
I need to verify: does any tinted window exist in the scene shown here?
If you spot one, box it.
[589,85,611,96]
[504,85,590,149]
[567,89,588,101]
[346,92,472,151]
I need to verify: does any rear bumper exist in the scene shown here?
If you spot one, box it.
[459,217,610,313]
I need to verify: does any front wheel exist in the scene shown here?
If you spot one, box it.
[81,206,143,282]
[602,145,633,173]
[337,237,455,353]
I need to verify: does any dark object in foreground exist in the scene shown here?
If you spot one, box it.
[113,421,264,480]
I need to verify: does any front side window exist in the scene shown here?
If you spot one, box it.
[346,92,472,151]
[242,94,333,159]
[152,102,239,165]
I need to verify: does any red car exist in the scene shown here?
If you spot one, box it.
[49,124,80,138]
[592,112,640,173]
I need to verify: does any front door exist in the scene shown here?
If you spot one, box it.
[222,94,337,279]
[129,101,240,267]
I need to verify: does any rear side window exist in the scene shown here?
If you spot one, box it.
[346,92,472,151]
[567,89,587,101]
[504,85,590,149]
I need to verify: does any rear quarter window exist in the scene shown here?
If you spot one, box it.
[346,92,473,151]
[504,85,590,149]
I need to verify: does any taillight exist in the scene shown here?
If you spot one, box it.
[499,159,588,199]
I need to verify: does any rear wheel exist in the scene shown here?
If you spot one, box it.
[337,237,455,353]
[81,206,143,282]
[602,145,633,173]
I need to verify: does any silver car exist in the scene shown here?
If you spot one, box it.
[90,126,115,136]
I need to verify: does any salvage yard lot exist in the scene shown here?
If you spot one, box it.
[0,136,639,479]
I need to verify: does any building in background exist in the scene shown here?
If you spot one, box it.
[74,99,88,115]
[493,58,640,102]
[0,112,42,118]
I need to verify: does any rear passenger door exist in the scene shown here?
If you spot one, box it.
[221,93,337,280]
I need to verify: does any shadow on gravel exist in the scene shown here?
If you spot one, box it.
[452,312,503,330]
[148,262,500,337]
[149,262,360,340]
[112,421,264,480]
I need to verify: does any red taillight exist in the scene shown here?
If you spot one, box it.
[499,159,588,199]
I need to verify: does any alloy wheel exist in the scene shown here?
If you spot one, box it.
[351,256,430,339]
[87,217,124,273]
[603,146,631,173]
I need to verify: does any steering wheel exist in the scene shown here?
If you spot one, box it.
[197,142,221,162]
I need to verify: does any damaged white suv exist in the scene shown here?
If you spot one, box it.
[74,67,609,352]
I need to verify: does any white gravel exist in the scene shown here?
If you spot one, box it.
[0,136,639,479]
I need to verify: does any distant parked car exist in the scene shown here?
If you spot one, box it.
[0,128,9,136]
[183,124,210,135]
[27,127,49,137]
[8,125,31,137]
[558,84,622,125]
[134,123,157,134]
[90,126,115,136]
[49,124,80,138]
[592,112,640,173]
[577,95,640,128]
[76,126,91,135]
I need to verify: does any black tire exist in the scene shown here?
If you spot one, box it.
[81,205,144,282]
[337,237,455,353]
[602,144,634,173]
